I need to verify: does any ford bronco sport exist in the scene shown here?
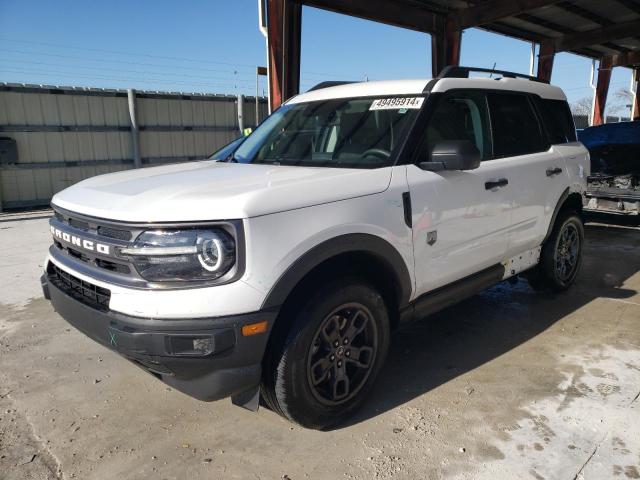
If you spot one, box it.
[42,66,589,429]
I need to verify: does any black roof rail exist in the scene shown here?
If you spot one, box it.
[307,81,356,92]
[438,65,547,83]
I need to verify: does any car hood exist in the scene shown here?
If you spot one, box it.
[52,161,392,222]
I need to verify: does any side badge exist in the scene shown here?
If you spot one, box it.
[427,230,437,246]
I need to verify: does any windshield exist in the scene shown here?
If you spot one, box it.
[232,96,423,168]
[209,136,244,160]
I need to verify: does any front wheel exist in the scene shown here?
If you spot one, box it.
[261,279,390,429]
[526,211,584,292]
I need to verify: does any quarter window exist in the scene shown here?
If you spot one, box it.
[487,92,547,158]
[538,99,577,144]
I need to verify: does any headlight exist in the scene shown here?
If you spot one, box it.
[119,228,236,282]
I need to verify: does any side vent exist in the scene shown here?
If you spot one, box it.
[402,192,412,228]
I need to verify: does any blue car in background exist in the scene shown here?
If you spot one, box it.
[578,121,640,216]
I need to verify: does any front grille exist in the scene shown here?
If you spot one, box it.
[95,258,131,274]
[69,218,90,230]
[98,226,132,241]
[55,210,132,240]
[51,208,135,278]
[48,263,111,311]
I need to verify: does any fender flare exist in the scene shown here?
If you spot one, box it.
[260,233,412,310]
[543,187,581,243]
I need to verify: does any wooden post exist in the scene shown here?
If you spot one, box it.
[632,68,640,122]
[537,42,555,83]
[592,57,612,126]
[431,17,461,77]
[267,0,301,111]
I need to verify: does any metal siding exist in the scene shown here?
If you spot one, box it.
[4,92,27,124]
[0,86,267,209]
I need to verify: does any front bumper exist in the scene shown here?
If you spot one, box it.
[42,272,277,403]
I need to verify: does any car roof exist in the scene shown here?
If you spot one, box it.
[287,76,567,105]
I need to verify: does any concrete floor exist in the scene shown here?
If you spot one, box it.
[0,213,639,480]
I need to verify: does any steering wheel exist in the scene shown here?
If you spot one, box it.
[362,148,391,160]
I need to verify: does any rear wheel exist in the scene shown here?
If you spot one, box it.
[526,211,584,292]
[261,279,390,429]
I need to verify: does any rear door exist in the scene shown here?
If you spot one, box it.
[485,92,571,256]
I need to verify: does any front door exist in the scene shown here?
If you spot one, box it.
[406,89,511,296]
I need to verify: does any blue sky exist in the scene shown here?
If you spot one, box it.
[0,0,635,113]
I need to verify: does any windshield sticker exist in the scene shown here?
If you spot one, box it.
[370,97,424,110]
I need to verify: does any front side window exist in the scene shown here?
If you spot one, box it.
[232,97,421,168]
[488,92,547,158]
[423,90,492,161]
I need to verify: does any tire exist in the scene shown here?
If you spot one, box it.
[261,278,390,429]
[526,210,584,292]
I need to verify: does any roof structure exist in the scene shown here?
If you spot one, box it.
[301,0,640,62]
[264,0,640,123]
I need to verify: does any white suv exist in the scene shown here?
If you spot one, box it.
[42,66,589,429]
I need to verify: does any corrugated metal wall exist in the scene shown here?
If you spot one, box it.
[0,83,268,210]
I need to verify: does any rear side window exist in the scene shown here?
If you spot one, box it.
[538,99,577,144]
[487,92,547,158]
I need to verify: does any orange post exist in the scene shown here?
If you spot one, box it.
[592,57,612,126]
[431,17,461,77]
[537,42,555,83]
[267,0,301,111]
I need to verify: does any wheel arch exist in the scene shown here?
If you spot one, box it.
[543,187,584,243]
[261,234,412,329]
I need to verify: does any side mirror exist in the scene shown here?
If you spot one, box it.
[418,140,481,171]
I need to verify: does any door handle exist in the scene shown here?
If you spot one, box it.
[546,167,562,177]
[485,178,508,190]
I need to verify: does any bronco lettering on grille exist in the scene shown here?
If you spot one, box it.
[51,226,111,255]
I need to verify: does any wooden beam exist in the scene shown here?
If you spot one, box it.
[605,51,640,68]
[552,20,640,52]
[555,1,610,27]
[592,57,612,126]
[299,0,439,33]
[615,0,640,16]
[449,0,561,29]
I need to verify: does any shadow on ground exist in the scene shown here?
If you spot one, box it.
[337,222,639,429]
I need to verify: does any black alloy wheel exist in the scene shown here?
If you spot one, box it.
[306,303,378,405]
[261,279,390,429]
[525,210,584,292]
[555,222,580,283]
